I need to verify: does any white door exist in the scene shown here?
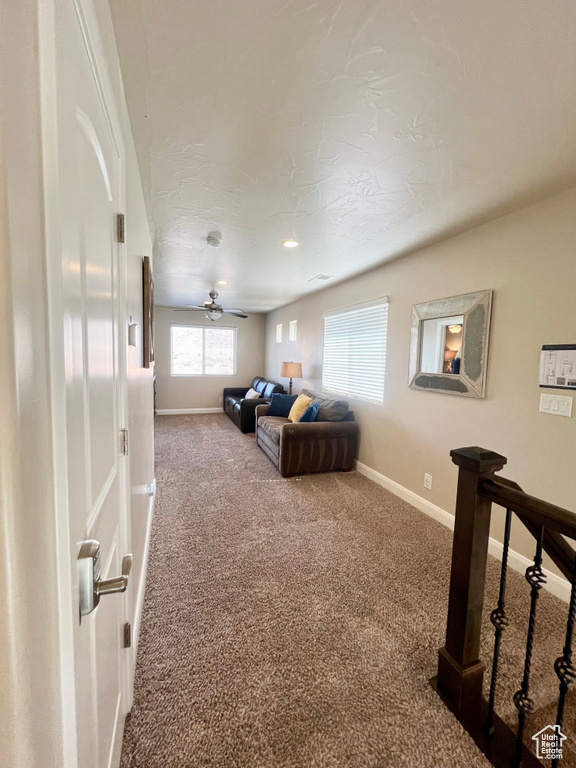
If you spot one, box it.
[54,0,131,766]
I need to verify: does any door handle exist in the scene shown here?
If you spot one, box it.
[78,541,133,617]
[97,554,133,596]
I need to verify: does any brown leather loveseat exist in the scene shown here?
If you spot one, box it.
[223,376,285,433]
[256,389,359,477]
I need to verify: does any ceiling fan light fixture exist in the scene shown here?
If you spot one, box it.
[175,289,247,320]
[282,239,299,248]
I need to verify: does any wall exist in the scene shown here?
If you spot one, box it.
[266,186,576,566]
[123,141,155,658]
[155,306,266,411]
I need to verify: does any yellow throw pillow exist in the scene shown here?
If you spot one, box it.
[288,394,313,423]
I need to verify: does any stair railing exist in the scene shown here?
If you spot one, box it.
[432,447,576,768]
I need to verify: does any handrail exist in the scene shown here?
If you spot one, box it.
[433,446,576,768]
[487,476,576,582]
[480,477,576,541]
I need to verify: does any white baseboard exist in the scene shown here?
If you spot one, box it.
[132,485,155,667]
[355,460,571,603]
[156,407,222,415]
[355,460,456,532]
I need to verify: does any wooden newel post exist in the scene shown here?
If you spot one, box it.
[436,447,507,721]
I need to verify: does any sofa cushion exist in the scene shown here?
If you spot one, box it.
[288,394,313,423]
[262,381,281,399]
[299,402,320,422]
[316,398,349,422]
[258,416,288,444]
[301,389,349,422]
[268,393,297,417]
[254,378,267,394]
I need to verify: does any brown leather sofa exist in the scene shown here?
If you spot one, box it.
[256,390,359,477]
[223,376,285,433]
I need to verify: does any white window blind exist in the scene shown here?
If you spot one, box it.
[322,298,388,403]
[171,325,237,376]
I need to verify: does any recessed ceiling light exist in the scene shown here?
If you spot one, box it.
[282,239,299,248]
[216,280,228,285]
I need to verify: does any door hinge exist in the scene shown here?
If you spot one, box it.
[123,621,132,648]
[120,429,129,456]
[117,213,125,243]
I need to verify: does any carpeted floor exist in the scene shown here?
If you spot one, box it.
[121,414,574,768]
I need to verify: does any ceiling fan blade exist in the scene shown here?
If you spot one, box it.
[222,309,248,318]
[174,306,206,311]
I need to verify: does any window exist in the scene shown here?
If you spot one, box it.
[322,298,388,403]
[171,325,237,376]
[276,324,283,343]
[289,319,297,341]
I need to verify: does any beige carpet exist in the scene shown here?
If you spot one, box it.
[121,414,574,768]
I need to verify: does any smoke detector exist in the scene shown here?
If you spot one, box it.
[206,232,222,248]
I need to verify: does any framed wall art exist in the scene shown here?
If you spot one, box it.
[143,256,155,368]
[539,344,576,390]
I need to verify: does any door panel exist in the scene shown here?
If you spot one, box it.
[55,0,129,766]
[78,120,118,503]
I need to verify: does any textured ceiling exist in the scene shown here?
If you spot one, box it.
[110,0,576,312]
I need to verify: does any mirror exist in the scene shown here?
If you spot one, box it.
[420,316,464,374]
[409,290,493,398]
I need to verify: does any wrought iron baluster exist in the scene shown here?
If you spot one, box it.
[511,525,546,768]
[551,551,576,768]
[484,508,513,738]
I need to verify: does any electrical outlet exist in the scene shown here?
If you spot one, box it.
[424,473,432,490]
[218,396,223,404]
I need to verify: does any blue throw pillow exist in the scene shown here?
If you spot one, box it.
[299,403,320,422]
[267,393,297,417]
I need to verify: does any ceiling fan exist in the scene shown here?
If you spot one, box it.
[175,290,248,321]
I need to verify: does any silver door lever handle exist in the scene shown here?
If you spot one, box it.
[97,554,133,597]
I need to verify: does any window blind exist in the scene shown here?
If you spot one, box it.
[322,298,388,403]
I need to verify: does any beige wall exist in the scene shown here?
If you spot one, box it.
[266,186,576,564]
[155,306,266,410]
[123,141,155,639]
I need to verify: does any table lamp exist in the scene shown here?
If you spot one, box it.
[280,361,302,395]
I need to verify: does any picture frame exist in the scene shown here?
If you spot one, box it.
[143,256,155,368]
[539,344,576,390]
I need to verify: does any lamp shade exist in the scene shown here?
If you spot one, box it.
[281,361,303,379]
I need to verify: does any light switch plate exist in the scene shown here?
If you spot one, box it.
[539,393,572,417]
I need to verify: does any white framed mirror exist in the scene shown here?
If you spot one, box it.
[408,290,493,398]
